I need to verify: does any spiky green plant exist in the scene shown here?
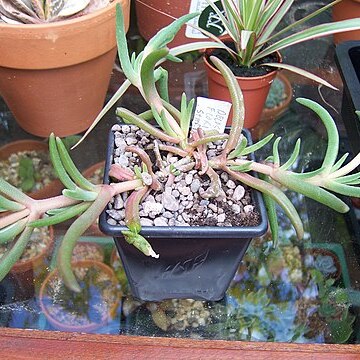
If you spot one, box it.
[0,0,111,24]
[1,5,359,293]
[200,0,360,89]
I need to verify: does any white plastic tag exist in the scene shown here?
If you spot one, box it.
[185,0,211,39]
[192,97,232,134]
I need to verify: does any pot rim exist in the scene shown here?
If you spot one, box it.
[203,47,281,82]
[0,0,123,31]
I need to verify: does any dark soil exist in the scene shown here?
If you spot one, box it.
[207,43,279,77]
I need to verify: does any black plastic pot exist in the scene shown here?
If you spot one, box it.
[99,127,268,302]
[335,41,360,156]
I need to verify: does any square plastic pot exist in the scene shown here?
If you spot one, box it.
[99,127,268,302]
[335,41,360,156]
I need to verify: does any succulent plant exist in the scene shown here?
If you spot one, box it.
[1,6,360,293]
[0,0,112,24]
[265,77,286,109]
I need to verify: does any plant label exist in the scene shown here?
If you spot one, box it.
[186,0,225,39]
[192,97,231,133]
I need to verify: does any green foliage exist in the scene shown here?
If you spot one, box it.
[18,155,37,192]
[200,0,360,88]
[265,78,286,109]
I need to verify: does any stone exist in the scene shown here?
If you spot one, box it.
[190,179,201,193]
[162,192,180,211]
[244,205,254,213]
[143,201,164,216]
[226,179,236,189]
[154,217,168,226]
[232,185,246,201]
[140,218,154,226]
[217,213,226,223]
[114,194,124,209]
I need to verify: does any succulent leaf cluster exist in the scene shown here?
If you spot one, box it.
[0,0,111,24]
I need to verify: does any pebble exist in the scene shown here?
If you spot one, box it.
[114,154,129,167]
[190,179,201,193]
[143,201,163,216]
[217,213,226,223]
[140,218,154,226]
[107,209,125,221]
[226,180,236,189]
[121,125,131,133]
[114,137,127,151]
[154,217,168,226]
[231,204,241,214]
[185,173,193,185]
[162,193,180,211]
[232,185,245,201]
[244,205,254,213]
[114,194,124,209]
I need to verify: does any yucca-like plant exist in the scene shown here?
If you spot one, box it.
[200,0,360,88]
[0,0,112,24]
[1,6,360,293]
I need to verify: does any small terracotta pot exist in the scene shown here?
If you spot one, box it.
[203,53,279,129]
[0,140,64,200]
[0,0,130,138]
[39,260,120,332]
[9,226,54,300]
[135,0,206,47]
[333,0,360,44]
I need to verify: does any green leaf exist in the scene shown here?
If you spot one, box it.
[18,155,35,192]
[229,161,253,172]
[56,137,96,191]
[62,187,98,202]
[49,133,77,191]
[0,219,28,245]
[241,133,274,156]
[228,136,247,160]
[280,138,301,170]
[0,194,25,212]
[272,137,281,166]
[29,202,91,228]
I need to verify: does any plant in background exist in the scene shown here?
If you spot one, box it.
[1,6,360,293]
[265,77,286,109]
[0,0,112,24]
[201,0,360,87]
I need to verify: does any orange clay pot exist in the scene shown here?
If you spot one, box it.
[0,139,64,200]
[9,226,54,300]
[333,0,360,44]
[203,52,279,129]
[135,0,206,47]
[0,0,130,138]
[39,260,120,333]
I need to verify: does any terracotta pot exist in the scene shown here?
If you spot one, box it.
[0,140,64,200]
[135,0,208,47]
[39,260,120,332]
[333,0,360,44]
[9,226,54,300]
[0,0,130,138]
[203,53,279,129]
